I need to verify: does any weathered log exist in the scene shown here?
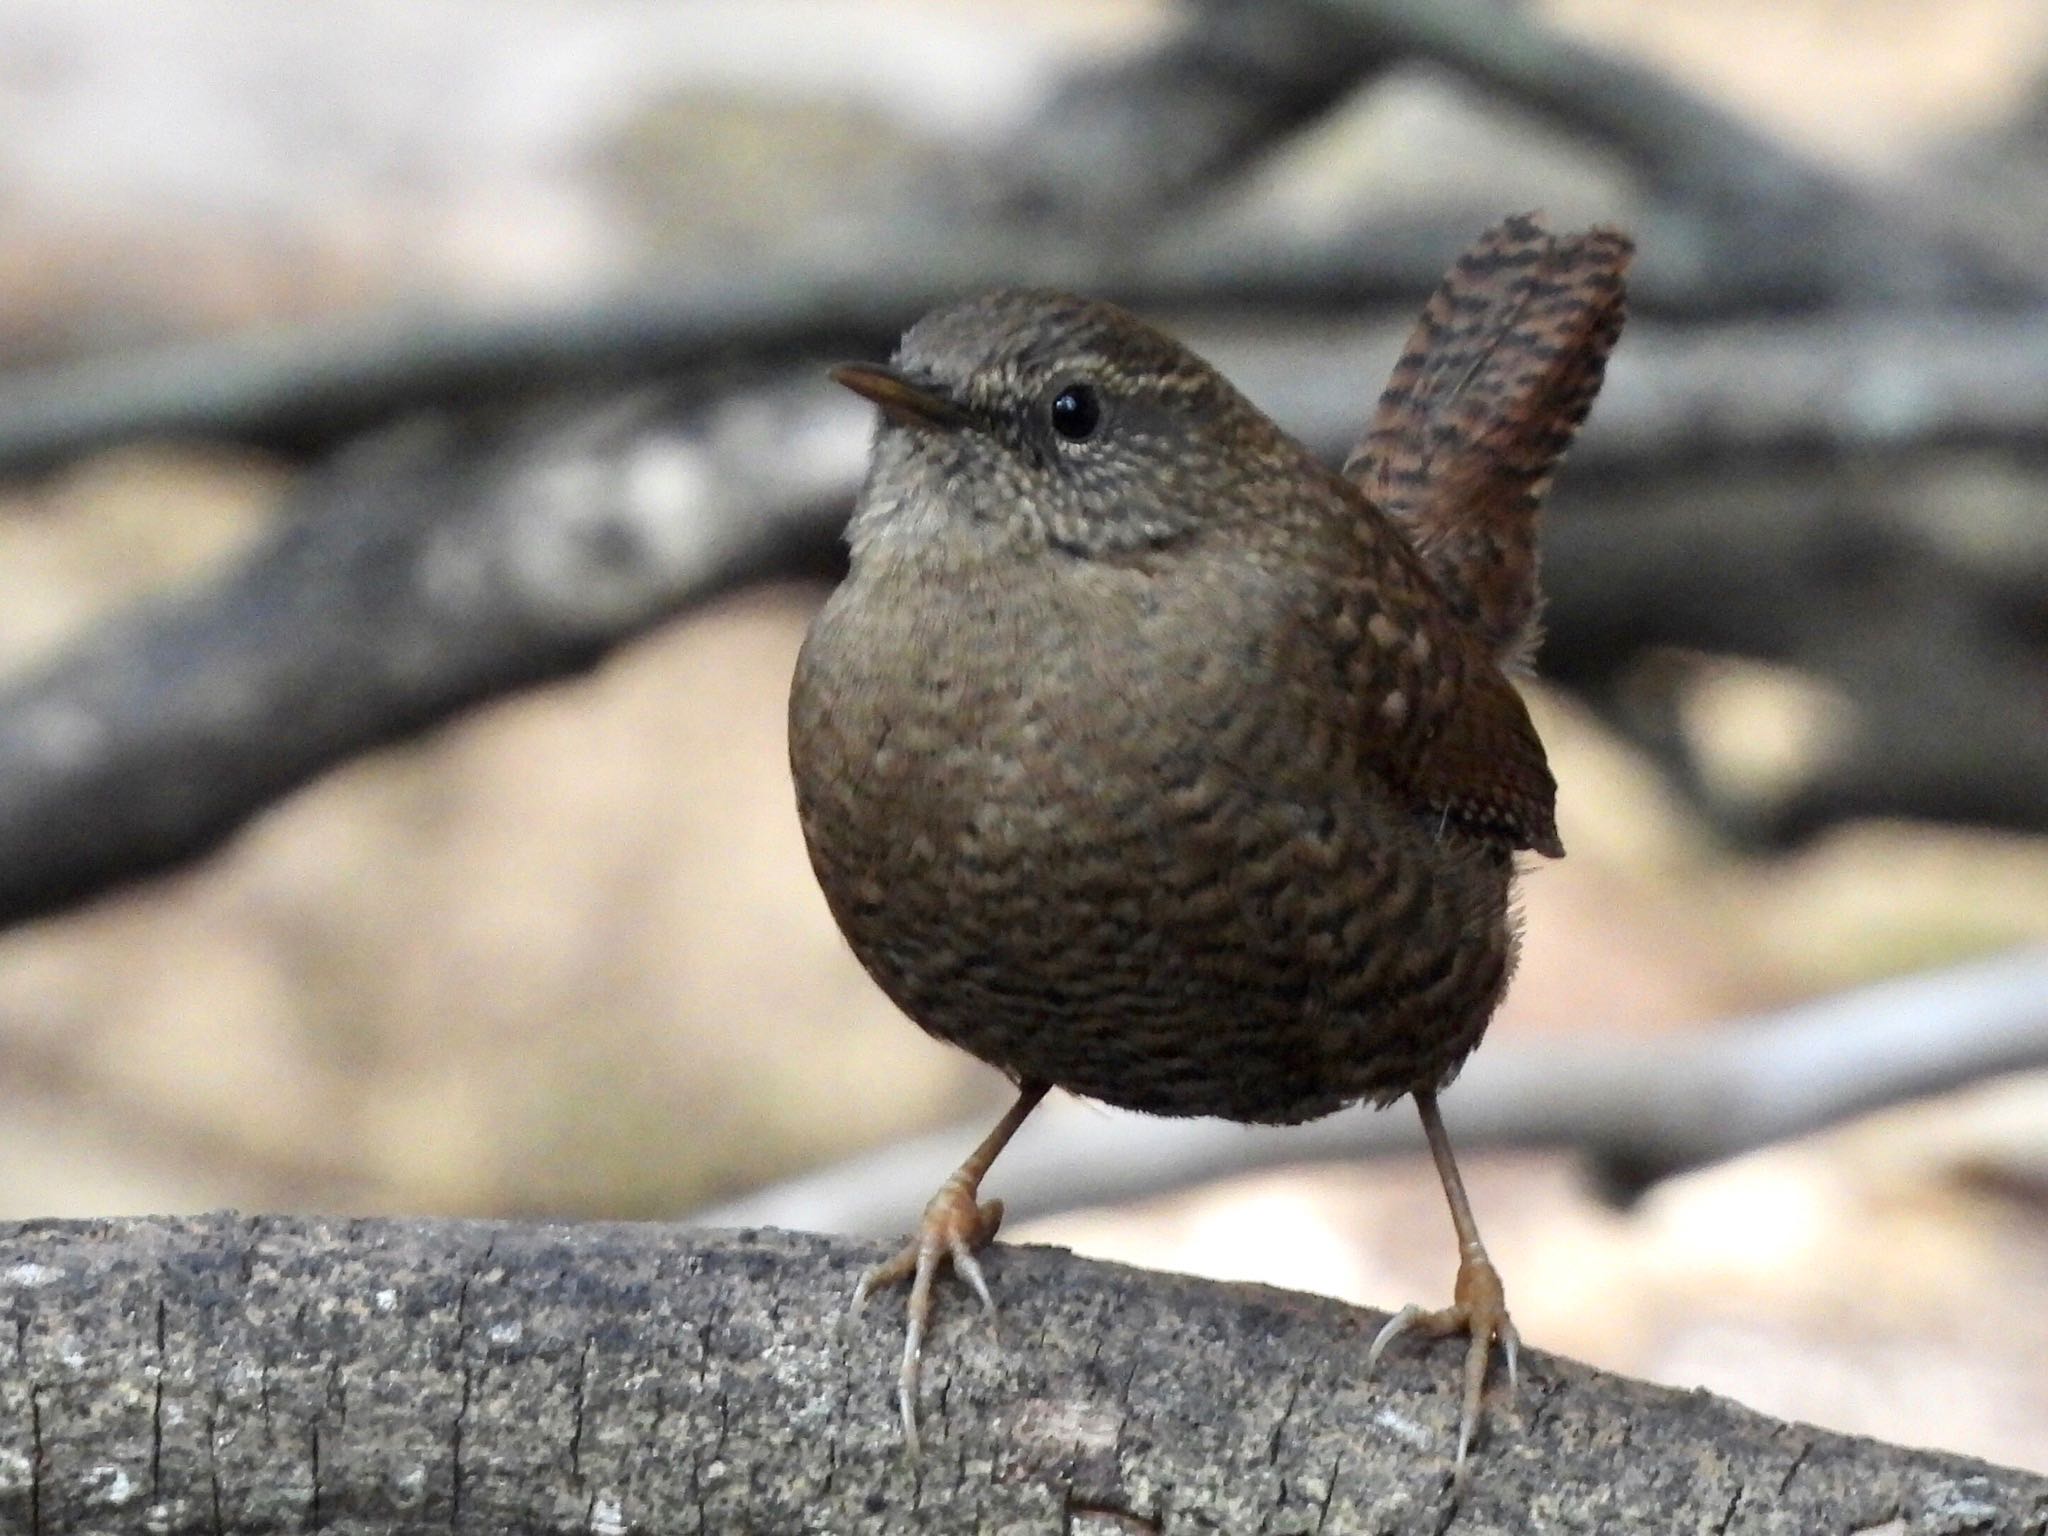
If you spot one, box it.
[2,1216,2042,1533]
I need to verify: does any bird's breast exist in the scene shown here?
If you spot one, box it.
[787,542,1514,1122]
[791,554,1158,866]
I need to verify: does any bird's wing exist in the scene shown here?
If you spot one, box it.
[1346,213,1632,672]
[1405,645,1563,857]
[1270,488,1564,859]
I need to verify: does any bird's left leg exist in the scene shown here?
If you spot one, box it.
[1366,1089,1520,1482]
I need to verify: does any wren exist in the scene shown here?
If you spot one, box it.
[788,214,1632,1477]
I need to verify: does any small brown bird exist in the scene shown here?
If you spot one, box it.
[789,214,1631,1476]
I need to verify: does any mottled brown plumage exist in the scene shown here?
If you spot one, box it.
[1349,214,1632,673]
[788,214,1632,1477]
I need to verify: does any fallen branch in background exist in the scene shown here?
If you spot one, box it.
[4,307,2048,926]
[8,280,2048,475]
[690,948,2048,1234]
[0,379,860,928]
[0,247,1442,475]
[1226,308,2048,464]
[4,1216,2043,1534]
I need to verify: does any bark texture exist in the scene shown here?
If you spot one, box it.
[2,1216,2043,1534]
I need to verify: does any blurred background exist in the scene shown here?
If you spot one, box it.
[0,0,2045,1475]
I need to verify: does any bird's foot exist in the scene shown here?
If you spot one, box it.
[1366,1247,1520,1485]
[850,1173,1008,1456]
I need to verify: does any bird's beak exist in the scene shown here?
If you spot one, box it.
[830,363,968,432]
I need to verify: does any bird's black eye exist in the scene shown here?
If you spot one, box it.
[1049,383,1101,443]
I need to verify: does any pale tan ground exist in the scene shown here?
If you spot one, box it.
[0,0,2044,1477]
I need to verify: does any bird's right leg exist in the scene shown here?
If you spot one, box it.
[852,1078,1049,1454]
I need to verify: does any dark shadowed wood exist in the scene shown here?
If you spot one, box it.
[1,1216,2042,1534]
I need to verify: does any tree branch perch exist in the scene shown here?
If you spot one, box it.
[2,1216,2042,1533]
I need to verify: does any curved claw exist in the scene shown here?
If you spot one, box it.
[1366,1303,1429,1373]
[952,1200,1005,1317]
[897,1244,937,1457]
